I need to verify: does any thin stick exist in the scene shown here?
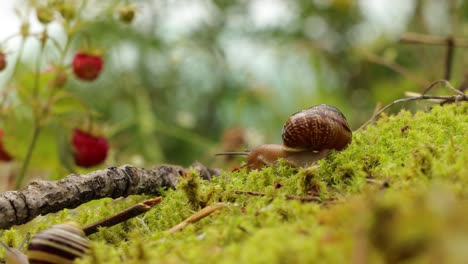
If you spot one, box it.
[215,152,250,156]
[371,102,383,118]
[357,80,468,131]
[234,190,321,202]
[82,197,162,236]
[400,33,468,47]
[285,195,322,202]
[365,178,390,189]
[167,203,225,234]
[234,190,265,196]
[421,79,465,96]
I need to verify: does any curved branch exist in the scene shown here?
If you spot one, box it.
[357,80,468,131]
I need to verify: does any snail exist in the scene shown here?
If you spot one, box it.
[0,197,162,264]
[0,222,89,264]
[217,104,352,170]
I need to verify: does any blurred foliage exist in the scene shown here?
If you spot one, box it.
[1,0,468,183]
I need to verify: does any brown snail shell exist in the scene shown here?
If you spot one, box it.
[281,104,352,152]
[27,222,89,264]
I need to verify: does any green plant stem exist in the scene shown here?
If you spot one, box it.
[15,36,46,189]
[42,33,75,116]
[32,41,45,98]
[15,124,41,189]
[59,35,73,64]
[10,38,26,77]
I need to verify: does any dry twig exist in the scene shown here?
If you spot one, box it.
[82,197,162,236]
[365,178,390,189]
[167,203,226,234]
[234,190,322,202]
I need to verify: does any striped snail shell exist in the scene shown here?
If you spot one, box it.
[27,222,89,264]
[281,104,352,152]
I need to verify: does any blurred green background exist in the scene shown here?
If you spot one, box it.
[0,0,467,176]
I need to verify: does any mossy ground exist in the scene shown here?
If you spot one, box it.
[1,103,467,263]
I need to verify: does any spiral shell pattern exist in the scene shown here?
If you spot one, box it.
[27,222,89,264]
[281,104,352,151]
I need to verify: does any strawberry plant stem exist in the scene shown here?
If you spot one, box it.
[16,38,46,189]
[32,41,45,98]
[15,124,40,189]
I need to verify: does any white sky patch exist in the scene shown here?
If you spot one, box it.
[358,0,415,35]
[0,1,20,41]
[0,1,48,54]
[303,15,329,40]
[0,0,422,88]
[110,42,139,71]
[222,36,316,104]
[248,0,296,29]
[223,36,277,82]
[423,0,451,34]
[158,0,214,41]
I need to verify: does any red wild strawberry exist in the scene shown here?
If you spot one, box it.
[72,52,103,81]
[72,128,109,167]
[0,52,7,72]
[0,129,13,161]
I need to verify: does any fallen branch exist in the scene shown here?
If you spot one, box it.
[167,203,225,234]
[0,164,219,230]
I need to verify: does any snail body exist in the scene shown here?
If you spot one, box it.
[217,104,352,170]
[0,222,89,264]
[245,144,332,170]
[2,244,28,264]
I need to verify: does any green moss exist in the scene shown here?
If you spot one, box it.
[178,168,203,209]
[1,103,467,263]
[319,103,467,194]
